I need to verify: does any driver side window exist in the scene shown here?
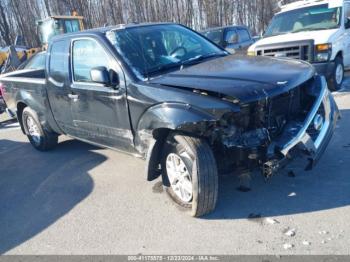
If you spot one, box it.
[72,39,110,82]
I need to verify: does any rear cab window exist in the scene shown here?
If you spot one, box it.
[237,28,251,42]
[22,52,46,70]
[49,40,69,84]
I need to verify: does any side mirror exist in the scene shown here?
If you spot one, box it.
[90,67,119,88]
[90,66,111,85]
[345,18,350,29]
[109,69,120,87]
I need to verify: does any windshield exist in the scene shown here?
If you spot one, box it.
[107,24,226,80]
[265,4,342,37]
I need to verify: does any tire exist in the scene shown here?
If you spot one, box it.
[162,134,218,217]
[22,107,58,151]
[328,56,344,91]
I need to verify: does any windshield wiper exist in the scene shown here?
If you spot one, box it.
[146,63,183,77]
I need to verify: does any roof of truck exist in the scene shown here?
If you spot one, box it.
[278,0,348,14]
[200,25,249,33]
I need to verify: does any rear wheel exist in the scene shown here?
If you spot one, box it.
[162,134,218,217]
[328,56,344,91]
[22,107,58,151]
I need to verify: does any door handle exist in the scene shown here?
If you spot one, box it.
[68,94,79,100]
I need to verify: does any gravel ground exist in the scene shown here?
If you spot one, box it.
[0,75,350,255]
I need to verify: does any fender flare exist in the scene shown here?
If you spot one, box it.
[135,102,218,181]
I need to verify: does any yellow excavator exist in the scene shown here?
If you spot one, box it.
[0,13,84,73]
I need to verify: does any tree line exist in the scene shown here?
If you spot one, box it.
[0,0,296,48]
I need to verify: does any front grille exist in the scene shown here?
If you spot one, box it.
[256,41,313,62]
[236,79,316,139]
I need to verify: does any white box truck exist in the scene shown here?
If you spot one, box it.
[248,0,349,91]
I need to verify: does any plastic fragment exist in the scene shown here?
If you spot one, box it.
[319,230,329,235]
[302,240,311,246]
[265,218,279,225]
[283,243,294,250]
[285,228,296,237]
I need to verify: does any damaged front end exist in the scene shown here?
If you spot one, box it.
[211,75,339,178]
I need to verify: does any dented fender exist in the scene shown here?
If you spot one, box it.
[135,102,219,153]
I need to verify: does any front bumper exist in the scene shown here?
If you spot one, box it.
[264,76,339,177]
[312,61,335,79]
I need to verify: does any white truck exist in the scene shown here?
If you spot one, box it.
[248,0,350,91]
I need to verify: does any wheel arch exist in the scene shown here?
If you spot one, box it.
[136,103,217,181]
[335,50,343,60]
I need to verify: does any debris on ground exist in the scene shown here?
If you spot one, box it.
[283,243,294,250]
[319,230,329,235]
[321,240,327,244]
[288,192,297,197]
[302,240,311,246]
[265,218,280,225]
[284,228,296,237]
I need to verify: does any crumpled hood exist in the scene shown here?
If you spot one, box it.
[150,55,315,103]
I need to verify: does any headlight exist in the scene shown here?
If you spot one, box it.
[316,52,330,62]
[247,50,256,56]
[315,43,331,62]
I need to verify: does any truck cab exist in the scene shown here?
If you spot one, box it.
[248,0,350,91]
[201,26,254,54]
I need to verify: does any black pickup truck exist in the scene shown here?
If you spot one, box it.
[0,23,339,217]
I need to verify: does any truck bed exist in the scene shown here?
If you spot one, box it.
[0,69,48,117]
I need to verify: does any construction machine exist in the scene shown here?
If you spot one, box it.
[37,14,84,49]
[0,14,84,74]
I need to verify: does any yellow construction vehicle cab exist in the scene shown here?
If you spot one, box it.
[37,15,84,49]
[1,14,84,73]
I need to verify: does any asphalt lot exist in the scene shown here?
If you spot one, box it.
[0,76,350,255]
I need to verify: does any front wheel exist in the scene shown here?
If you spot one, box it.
[328,56,344,91]
[22,107,58,151]
[162,134,218,217]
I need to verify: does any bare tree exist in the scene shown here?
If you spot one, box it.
[0,0,299,48]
